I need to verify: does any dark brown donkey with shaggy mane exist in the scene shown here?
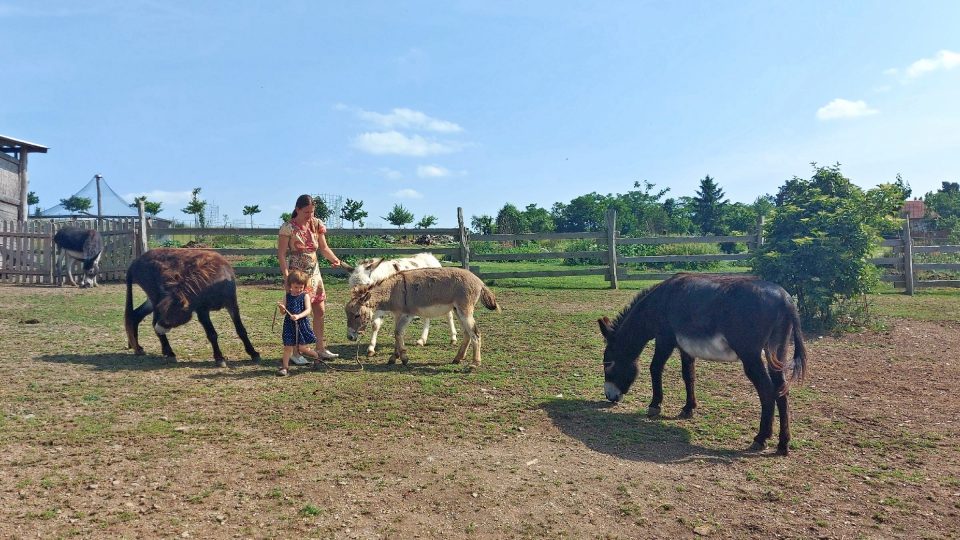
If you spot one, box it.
[125,249,260,367]
[598,273,807,455]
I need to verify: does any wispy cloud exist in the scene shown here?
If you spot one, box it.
[378,167,403,180]
[816,98,878,120]
[416,164,450,178]
[393,189,423,199]
[358,108,462,133]
[353,131,458,156]
[123,189,193,206]
[886,49,960,80]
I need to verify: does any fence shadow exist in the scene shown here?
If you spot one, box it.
[542,398,745,464]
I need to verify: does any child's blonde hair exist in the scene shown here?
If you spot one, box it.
[286,269,309,289]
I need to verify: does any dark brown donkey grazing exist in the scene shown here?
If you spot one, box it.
[598,273,807,455]
[125,249,260,367]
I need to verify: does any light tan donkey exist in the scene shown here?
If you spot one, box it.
[345,267,500,369]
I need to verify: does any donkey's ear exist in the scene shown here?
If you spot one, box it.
[598,317,613,340]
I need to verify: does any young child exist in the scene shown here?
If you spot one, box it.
[277,270,321,376]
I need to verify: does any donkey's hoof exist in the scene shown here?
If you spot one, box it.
[747,440,767,452]
[647,406,662,418]
[450,338,458,344]
[775,445,790,456]
[387,356,397,365]
[678,408,695,419]
[134,347,146,356]
[400,356,409,365]
[416,339,426,346]
[366,349,377,357]
[216,360,228,368]
[450,358,462,364]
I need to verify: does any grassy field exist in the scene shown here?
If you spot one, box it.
[1,267,958,538]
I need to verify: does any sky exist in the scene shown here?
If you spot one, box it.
[3,1,959,228]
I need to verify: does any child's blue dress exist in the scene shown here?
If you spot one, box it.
[282,292,317,346]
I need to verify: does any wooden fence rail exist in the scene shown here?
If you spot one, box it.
[3,208,960,293]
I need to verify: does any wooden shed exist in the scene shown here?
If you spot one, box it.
[0,134,48,221]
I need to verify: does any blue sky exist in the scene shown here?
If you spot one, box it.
[3,1,959,227]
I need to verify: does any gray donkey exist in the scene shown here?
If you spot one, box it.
[345,267,499,369]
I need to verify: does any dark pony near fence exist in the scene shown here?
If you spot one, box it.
[597,273,807,456]
[125,249,260,367]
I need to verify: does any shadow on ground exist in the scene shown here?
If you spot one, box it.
[542,398,748,464]
[36,353,261,372]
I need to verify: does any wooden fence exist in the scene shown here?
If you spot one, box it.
[3,208,959,293]
[0,218,140,285]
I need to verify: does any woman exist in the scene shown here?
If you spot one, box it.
[277,194,341,360]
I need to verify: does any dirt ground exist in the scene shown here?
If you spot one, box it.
[1,283,958,539]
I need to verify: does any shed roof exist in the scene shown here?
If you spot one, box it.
[0,134,49,154]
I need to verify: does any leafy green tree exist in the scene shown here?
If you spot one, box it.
[754,163,902,330]
[522,204,555,233]
[340,198,368,228]
[925,181,960,219]
[131,196,162,216]
[311,196,332,221]
[552,193,609,232]
[27,191,39,215]
[280,212,292,224]
[243,204,261,228]
[416,215,438,229]
[383,204,414,229]
[662,197,697,234]
[691,175,728,235]
[614,181,672,235]
[471,215,496,235]
[60,195,92,214]
[495,203,528,234]
[181,188,207,227]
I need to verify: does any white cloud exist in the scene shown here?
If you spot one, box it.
[417,164,450,178]
[816,98,879,120]
[358,108,462,133]
[378,167,403,180]
[905,49,960,79]
[123,189,193,206]
[353,131,458,156]
[393,189,423,199]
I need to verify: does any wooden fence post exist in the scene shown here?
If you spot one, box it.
[46,221,55,285]
[903,215,914,296]
[138,200,149,256]
[457,207,470,271]
[606,207,618,289]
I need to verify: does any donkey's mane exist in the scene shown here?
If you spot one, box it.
[610,282,662,333]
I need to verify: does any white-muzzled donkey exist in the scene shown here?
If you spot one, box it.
[343,253,458,356]
[345,267,499,370]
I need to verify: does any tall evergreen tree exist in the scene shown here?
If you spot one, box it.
[691,175,728,235]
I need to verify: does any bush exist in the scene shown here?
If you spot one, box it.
[753,164,904,331]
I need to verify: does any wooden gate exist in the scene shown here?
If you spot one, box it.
[0,219,141,285]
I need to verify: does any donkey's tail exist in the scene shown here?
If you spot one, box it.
[480,285,500,312]
[788,306,807,383]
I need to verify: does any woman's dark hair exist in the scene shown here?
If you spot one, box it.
[291,194,313,220]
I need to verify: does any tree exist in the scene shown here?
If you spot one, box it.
[551,193,609,232]
[312,196,332,221]
[471,215,496,235]
[280,212,292,224]
[130,196,162,216]
[523,204,555,233]
[27,191,39,215]
[181,188,207,227]
[60,195,92,215]
[925,181,960,220]
[495,203,528,234]
[242,205,261,228]
[753,163,902,330]
[340,198,368,228]
[416,215,438,228]
[691,175,728,235]
[383,204,414,229]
